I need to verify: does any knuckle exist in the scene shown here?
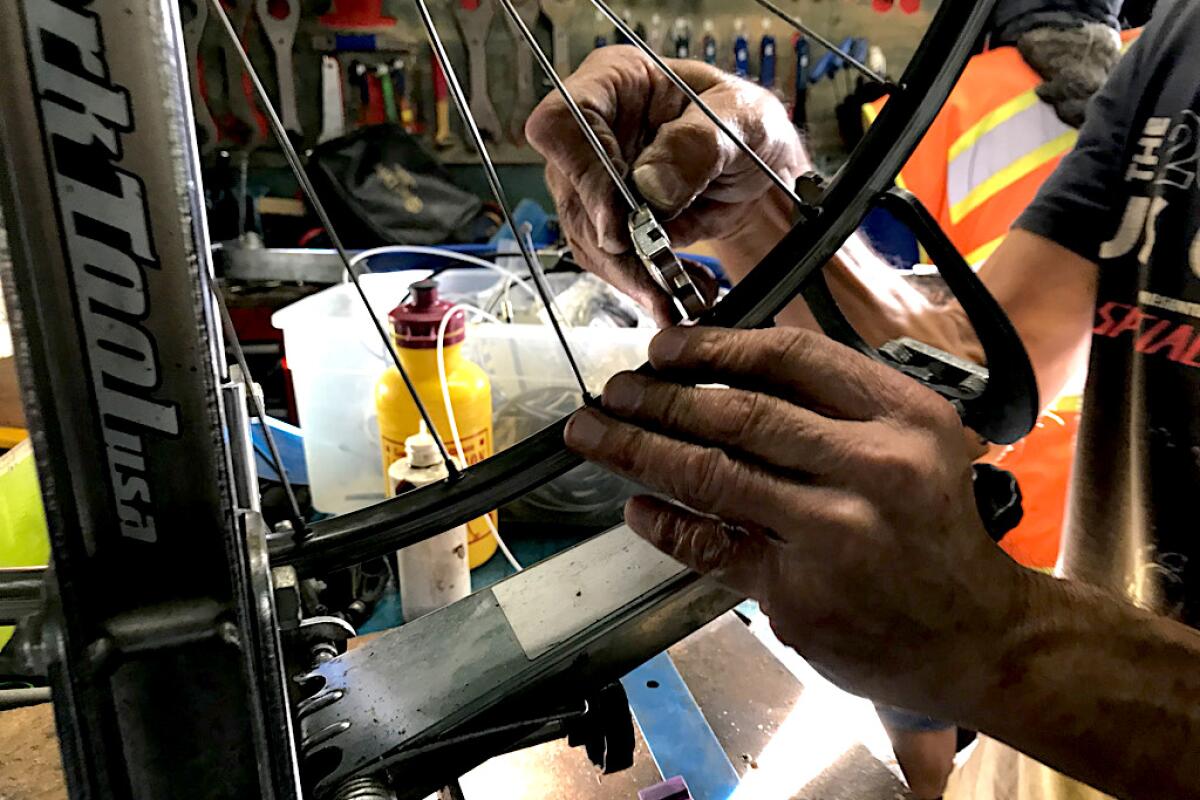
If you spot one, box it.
[680,447,732,510]
[767,327,819,369]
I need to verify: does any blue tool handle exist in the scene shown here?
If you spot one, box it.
[759,34,777,88]
[808,50,835,83]
[733,34,749,77]
[793,35,809,125]
[675,33,690,58]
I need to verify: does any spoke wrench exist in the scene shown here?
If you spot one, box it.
[255,0,302,140]
[506,0,542,145]
[181,0,220,155]
[539,0,579,76]
[453,0,504,144]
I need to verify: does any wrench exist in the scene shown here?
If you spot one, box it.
[180,0,220,155]
[539,0,578,76]
[319,55,346,143]
[219,0,267,150]
[255,0,302,139]
[505,0,541,145]
[453,0,504,144]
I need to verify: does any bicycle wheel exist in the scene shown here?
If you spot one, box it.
[261,0,1016,579]
[0,0,1027,797]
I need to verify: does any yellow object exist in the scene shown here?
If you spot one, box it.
[376,281,497,568]
[0,427,26,450]
[0,439,49,650]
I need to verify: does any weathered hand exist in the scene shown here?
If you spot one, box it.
[564,326,1030,714]
[526,46,804,323]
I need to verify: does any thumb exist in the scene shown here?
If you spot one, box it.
[632,103,728,215]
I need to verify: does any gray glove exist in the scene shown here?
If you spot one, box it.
[1017,22,1122,128]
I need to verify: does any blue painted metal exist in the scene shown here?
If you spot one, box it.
[624,652,740,800]
[251,417,309,484]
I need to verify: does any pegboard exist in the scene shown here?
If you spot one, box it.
[190,0,939,166]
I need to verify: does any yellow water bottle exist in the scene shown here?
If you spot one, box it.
[375,279,498,567]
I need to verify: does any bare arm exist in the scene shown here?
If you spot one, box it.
[563,325,1200,800]
[972,572,1200,800]
[710,184,1097,407]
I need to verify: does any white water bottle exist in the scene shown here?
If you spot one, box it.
[387,423,470,621]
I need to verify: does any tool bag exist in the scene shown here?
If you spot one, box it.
[307,124,490,248]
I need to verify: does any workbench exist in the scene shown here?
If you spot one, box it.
[0,607,914,800]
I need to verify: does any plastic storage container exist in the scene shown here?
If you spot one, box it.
[272,270,653,515]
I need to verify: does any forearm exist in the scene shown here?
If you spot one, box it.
[710,186,980,359]
[962,571,1200,799]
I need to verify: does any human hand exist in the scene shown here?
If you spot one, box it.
[563,326,1031,714]
[526,46,805,323]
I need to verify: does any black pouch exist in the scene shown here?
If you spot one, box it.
[307,123,489,248]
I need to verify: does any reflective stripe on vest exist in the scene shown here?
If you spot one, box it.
[946,91,1077,225]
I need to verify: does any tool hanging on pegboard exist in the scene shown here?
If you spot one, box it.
[672,17,690,58]
[792,32,809,127]
[733,18,750,78]
[181,0,220,156]
[506,0,542,145]
[541,0,579,75]
[454,0,504,144]
[255,0,303,142]
[218,0,269,152]
[702,19,718,65]
[320,55,347,142]
[759,19,778,95]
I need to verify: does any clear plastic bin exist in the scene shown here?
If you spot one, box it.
[272,270,653,515]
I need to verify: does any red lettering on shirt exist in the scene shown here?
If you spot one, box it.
[1093,301,1133,335]
[1108,307,1158,339]
[1135,319,1173,349]
[1140,321,1196,360]
[1180,328,1200,367]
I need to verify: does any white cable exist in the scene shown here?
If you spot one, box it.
[437,303,524,572]
[348,245,539,301]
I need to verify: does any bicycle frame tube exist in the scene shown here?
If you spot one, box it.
[0,1,298,797]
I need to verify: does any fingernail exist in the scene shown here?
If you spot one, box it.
[632,164,679,210]
[564,409,609,451]
[650,328,688,365]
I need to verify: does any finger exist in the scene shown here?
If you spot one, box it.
[548,164,677,324]
[601,371,859,476]
[647,327,914,421]
[624,494,773,597]
[564,407,801,532]
[632,76,802,216]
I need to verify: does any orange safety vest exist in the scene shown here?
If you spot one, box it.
[864,31,1139,570]
[865,30,1140,267]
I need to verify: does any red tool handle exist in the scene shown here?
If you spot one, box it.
[319,0,396,28]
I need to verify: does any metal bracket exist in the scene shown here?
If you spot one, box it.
[629,205,708,320]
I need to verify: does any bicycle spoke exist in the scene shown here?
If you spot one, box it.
[749,0,892,87]
[588,0,809,211]
[497,0,708,319]
[412,0,592,401]
[213,287,306,534]
[496,0,637,214]
[205,0,459,476]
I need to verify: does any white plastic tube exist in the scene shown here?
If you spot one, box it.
[437,303,524,572]
[348,245,538,301]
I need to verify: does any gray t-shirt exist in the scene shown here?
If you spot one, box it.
[1016,0,1200,623]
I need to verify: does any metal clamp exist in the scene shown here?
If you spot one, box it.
[628,205,707,320]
